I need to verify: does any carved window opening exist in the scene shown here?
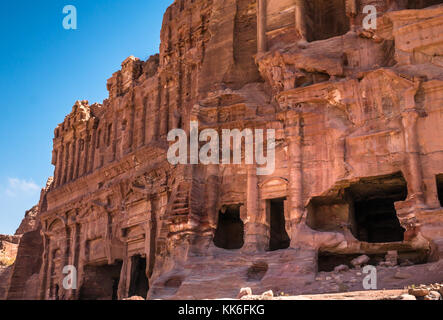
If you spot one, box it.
[437,174,443,207]
[349,172,407,243]
[128,255,149,298]
[268,198,290,251]
[79,261,123,300]
[213,205,244,250]
[305,0,349,42]
[407,0,443,9]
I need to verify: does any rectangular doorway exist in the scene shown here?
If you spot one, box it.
[269,198,290,251]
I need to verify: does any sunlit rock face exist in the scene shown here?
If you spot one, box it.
[6,0,443,300]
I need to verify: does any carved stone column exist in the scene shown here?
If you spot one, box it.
[243,164,268,251]
[402,110,425,205]
[68,222,80,300]
[38,231,50,300]
[394,85,426,239]
[53,147,61,187]
[400,83,425,207]
[206,164,219,230]
[257,0,267,53]
[67,141,76,182]
[346,0,358,32]
[61,143,68,185]
[61,224,72,299]
[87,124,97,174]
[285,110,304,240]
[295,0,308,43]
[117,258,129,299]
[56,145,65,187]
[72,139,82,180]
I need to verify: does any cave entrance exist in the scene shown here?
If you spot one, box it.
[268,198,290,251]
[128,255,149,298]
[79,261,123,300]
[348,172,407,243]
[437,174,443,207]
[306,0,350,42]
[407,0,443,9]
[213,205,244,249]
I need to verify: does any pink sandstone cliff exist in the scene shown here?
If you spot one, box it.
[4,0,443,300]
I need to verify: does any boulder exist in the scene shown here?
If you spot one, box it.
[351,255,370,268]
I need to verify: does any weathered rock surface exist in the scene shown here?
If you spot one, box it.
[0,235,20,299]
[15,205,39,235]
[5,0,443,300]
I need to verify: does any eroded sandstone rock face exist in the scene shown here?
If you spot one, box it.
[0,235,20,299]
[0,203,43,300]
[5,0,443,300]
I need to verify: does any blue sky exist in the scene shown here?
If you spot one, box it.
[0,0,173,234]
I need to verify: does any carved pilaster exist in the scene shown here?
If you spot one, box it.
[257,0,267,53]
[285,110,304,237]
[295,0,308,43]
[243,164,268,251]
[346,0,359,32]
[402,110,425,204]
[38,231,50,300]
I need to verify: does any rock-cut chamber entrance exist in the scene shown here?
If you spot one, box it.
[307,172,407,243]
[128,255,149,298]
[268,198,290,251]
[213,205,244,249]
[350,172,407,243]
[79,261,123,300]
[306,0,350,42]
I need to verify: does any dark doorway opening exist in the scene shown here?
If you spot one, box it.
[348,172,407,243]
[437,174,443,207]
[112,278,119,300]
[306,0,350,42]
[79,261,123,300]
[128,255,149,298]
[269,198,290,251]
[408,0,443,9]
[213,205,244,249]
[54,284,59,300]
